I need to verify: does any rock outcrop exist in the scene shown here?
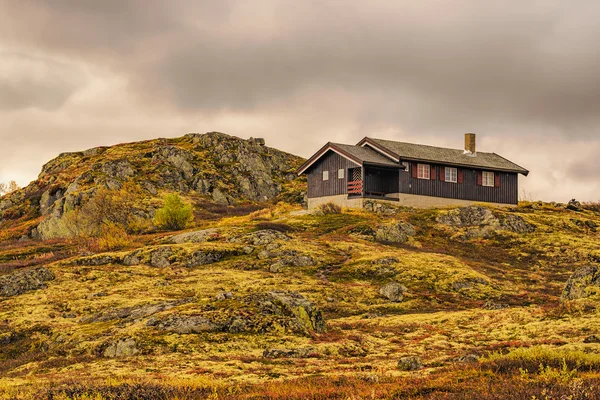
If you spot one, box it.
[1,132,304,240]
[562,265,600,300]
[436,206,535,238]
[0,267,55,297]
[375,222,416,243]
[146,290,325,336]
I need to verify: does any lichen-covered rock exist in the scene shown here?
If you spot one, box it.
[102,338,138,358]
[263,348,315,358]
[230,229,290,246]
[0,267,55,297]
[437,206,535,238]
[150,247,173,267]
[169,229,221,244]
[562,265,600,300]
[379,282,407,302]
[397,356,423,371]
[81,300,188,324]
[146,315,222,334]
[375,222,416,243]
[149,290,326,336]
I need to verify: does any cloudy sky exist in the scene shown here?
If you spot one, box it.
[1,0,599,202]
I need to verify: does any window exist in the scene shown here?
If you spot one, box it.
[338,169,344,179]
[417,164,430,179]
[323,171,329,181]
[445,167,458,183]
[482,171,494,187]
[401,161,410,172]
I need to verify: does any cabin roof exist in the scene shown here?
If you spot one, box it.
[296,142,401,175]
[360,137,529,176]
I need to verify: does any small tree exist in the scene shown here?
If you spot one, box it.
[0,180,19,196]
[154,193,193,231]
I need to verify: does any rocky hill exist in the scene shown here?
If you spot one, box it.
[0,132,304,240]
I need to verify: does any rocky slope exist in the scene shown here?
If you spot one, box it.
[2,200,600,398]
[0,132,304,240]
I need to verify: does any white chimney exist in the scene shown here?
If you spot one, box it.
[464,133,476,156]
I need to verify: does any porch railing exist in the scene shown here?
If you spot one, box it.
[347,180,363,195]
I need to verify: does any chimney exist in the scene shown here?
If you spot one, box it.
[464,133,476,155]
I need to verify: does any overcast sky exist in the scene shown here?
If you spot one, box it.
[1,0,599,202]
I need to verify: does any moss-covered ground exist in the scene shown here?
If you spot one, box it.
[1,201,600,399]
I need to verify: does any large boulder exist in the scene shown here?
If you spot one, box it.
[375,222,416,243]
[146,290,326,336]
[437,206,535,238]
[0,267,55,297]
[562,265,600,300]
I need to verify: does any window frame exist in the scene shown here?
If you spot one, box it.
[482,171,495,187]
[417,163,431,180]
[338,169,344,179]
[445,167,458,183]
[323,170,329,181]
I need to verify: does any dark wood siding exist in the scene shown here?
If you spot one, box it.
[364,167,399,194]
[400,162,519,205]
[306,151,360,198]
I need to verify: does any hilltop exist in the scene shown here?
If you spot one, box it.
[0,132,304,241]
[1,134,600,399]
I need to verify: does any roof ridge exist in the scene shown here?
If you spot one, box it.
[368,137,495,155]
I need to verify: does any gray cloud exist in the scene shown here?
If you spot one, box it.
[0,0,599,201]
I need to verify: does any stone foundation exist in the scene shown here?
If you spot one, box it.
[307,193,516,210]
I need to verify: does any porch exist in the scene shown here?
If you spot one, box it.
[347,165,400,201]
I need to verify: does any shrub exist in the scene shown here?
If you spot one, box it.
[582,201,600,212]
[154,193,193,231]
[97,222,132,251]
[317,202,342,215]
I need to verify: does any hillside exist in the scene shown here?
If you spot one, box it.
[0,132,305,241]
[2,136,600,399]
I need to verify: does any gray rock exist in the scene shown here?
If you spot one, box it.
[379,282,408,302]
[81,300,187,324]
[169,228,220,244]
[150,247,173,267]
[375,222,416,243]
[231,229,289,246]
[102,338,138,358]
[567,199,583,211]
[146,315,223,334]
[397,356,423,371]
[583,335,600,344]
[457,354,479,363]
[101,159,134,180]
[215,291,234,300]
[482,301,509,310]
[0,267,55,297]
[263,348,314,358]
[451,277,488,291]
[562,265,600,300]
[268,290,326,333]
[437,206,535,237]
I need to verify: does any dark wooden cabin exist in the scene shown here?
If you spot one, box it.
[297,134,529,209]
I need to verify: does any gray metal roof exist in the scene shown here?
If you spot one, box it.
[366,138,529,175]
[331,143,400,168]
